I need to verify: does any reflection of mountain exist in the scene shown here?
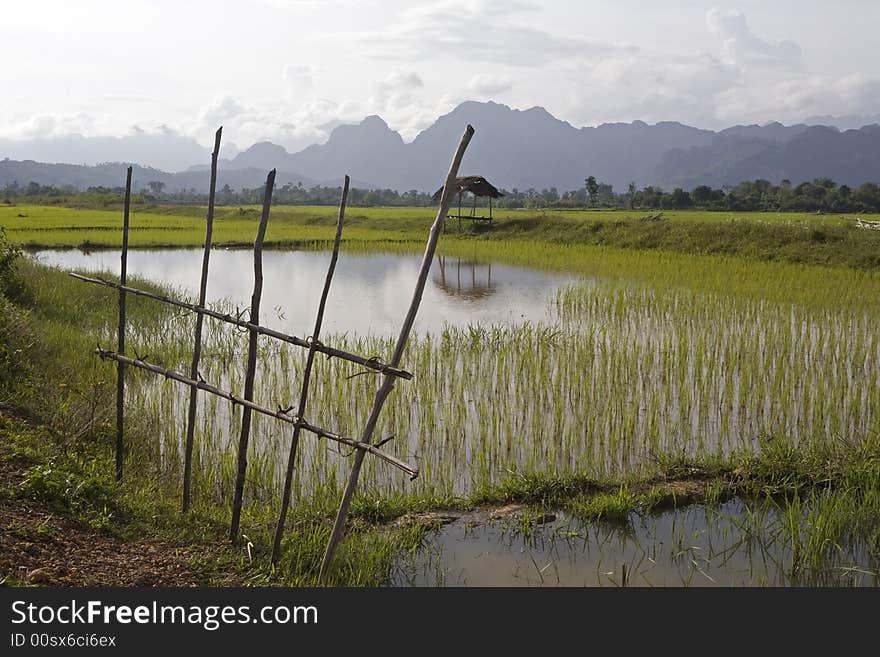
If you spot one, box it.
[432,256,497,301]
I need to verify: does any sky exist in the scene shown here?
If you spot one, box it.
[2,0,879,153]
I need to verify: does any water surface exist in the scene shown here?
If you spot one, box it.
[33,249,575,335]
[393,501,878,587]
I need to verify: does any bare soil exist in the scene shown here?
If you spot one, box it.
[0,448,235,587]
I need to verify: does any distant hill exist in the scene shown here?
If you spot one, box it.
[0,159,321,193]
[3,102,880,193]
[0,131,238,173]
[656,125,880,189]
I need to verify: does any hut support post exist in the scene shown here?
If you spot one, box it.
[229,169,276,543]
[182,127,222,512]
[271,176,350,565]
[319,125,475,580]
[115,166,132,482]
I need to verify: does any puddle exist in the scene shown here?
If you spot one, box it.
[392,500,879,587]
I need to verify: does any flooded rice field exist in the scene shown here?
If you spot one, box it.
[32,247,880,586]
[34,248,880,497]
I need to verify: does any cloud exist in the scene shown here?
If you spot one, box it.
[379,69,424,91]
[353,0,635,67]
[2,112,96,139]
[197,96,247,132]
[284,65,316,98]
[468,74,513,96]
[707,9,802,72]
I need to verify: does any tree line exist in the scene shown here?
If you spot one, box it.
[3,177,880,213]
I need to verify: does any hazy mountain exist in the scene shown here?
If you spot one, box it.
[656,125,880,189]
[4,102,880,194]
[0,159,319,193]
[717,121,811,142]
[802,114,880,131]
[0,130,239,173]
[227,102,716,192]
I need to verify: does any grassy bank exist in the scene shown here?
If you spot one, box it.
[4,204,880,269]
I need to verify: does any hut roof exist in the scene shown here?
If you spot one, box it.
[432,176,504,202]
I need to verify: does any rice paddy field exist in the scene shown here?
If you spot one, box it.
[115,250,879,501]
[3,202,880,586]
[4,202,880,269]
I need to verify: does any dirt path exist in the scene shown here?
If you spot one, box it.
[0,450,232,587]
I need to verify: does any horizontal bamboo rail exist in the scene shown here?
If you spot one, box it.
[94,347,419,479]
[70,273,412,380]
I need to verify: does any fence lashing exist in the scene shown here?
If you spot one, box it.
[67,274,413,380]
[92,347,419,478]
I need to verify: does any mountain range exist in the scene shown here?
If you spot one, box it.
[3,101,880,194]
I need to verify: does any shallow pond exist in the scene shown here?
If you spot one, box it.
[393,500,878,587]
[32,249,576,335]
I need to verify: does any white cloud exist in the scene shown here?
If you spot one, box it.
[197,97,247,132]
[353,0,635,67]
[4,112,96,139]
[707,8,802,72]
[283,65,317,98]
[468,74,513,96]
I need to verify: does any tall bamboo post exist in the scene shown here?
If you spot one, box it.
[229,168,275,543]
[319,125,474,580]
[115,166,132,482]
[182,127,222,512]
[271,176,350,565]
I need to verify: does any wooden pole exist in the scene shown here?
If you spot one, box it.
[115,166,132,482]
[230,168,275,543]
[319,125,475,580]
[182,126,222,512]
[271,176,349,565]
[69,274,413,380]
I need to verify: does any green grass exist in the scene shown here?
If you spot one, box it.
[4,203,880,269]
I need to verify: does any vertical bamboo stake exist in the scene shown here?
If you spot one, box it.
[115,166,132,482]
[319,125,474,580]
[182,126,222,512]
[271,175,350,565]
[229,168,275,543]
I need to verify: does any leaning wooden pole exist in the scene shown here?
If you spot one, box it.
[319,125,475,580]
[115,166,132,482]
[182,126,222,512]
[271,175,349,565]
[229,168,275,543]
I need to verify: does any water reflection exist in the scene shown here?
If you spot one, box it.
[432,255,496,301]
[32,248,576,336]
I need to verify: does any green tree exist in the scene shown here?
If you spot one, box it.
[585,176,599,206]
